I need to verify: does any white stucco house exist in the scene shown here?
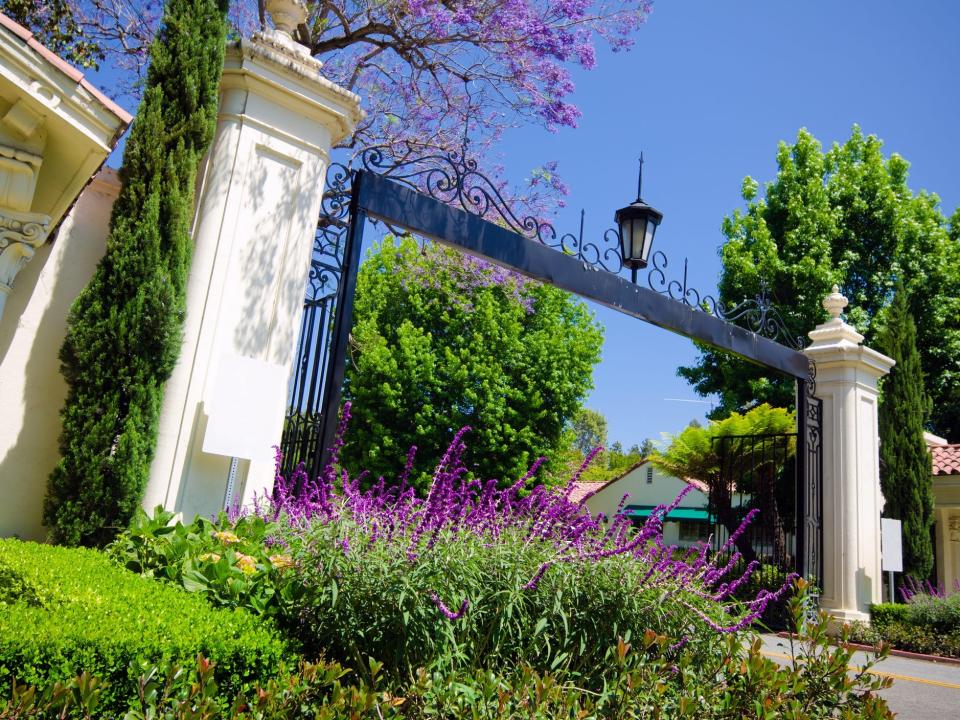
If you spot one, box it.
[0,14,131,540]
[926,432,960,595]
[570,460,713,548]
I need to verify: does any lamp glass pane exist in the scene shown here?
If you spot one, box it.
[631,217,647,260]
[618,219,630,260]
[642,218,657,261]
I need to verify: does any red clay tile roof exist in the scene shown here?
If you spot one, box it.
[568,481,604,503]
[930,444,960,476]
[0,13,132,125]
[683,477,710,494]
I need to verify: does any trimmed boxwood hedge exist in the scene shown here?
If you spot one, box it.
[869,603,910,628]
[0,539,287,714]
[867,601,960,657]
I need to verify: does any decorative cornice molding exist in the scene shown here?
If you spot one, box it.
[223,37,363,143]
[0,207,50,313]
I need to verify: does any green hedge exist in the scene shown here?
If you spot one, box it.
[869,603,910,628]
[0,539,287,715]
[868,600,960,657]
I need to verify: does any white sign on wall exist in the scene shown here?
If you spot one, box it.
[202,353,288,464]
[881,518,903,573]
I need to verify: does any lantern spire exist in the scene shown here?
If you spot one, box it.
[637,152,644,201]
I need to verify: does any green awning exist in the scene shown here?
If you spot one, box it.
[625,505,711,522]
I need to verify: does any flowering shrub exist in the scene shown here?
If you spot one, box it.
[109,508,300,618]
[899,574,960,602]
[849,578,960,658]
[253,406,796,684]
[113,406,796,685]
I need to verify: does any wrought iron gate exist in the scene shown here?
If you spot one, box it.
[279,164,355,482]
[707,382,822,587]
[709,431,798,581]
[278,144,824,587]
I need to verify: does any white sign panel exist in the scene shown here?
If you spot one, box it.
[202,354,288,463]
[881,518,903,573]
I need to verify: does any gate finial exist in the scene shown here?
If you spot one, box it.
[264,0,309,55]
[823,284,847,320]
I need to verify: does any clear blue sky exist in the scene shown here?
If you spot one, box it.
[495,0,960,448]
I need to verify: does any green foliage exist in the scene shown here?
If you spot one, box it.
[108,507,300,619]
[43,0,230,547]
[903,592,960,633]
[2,581,894,719]
[681,126,960,439]
[555,435,649,484]
[869,603,910,628]
[0,538,287,717]
[569,407,608,455]
[650,404,795,483]
[858,595,960,658]
[0,0,103,68]
[877,290,935,581]
[342,236,604,492]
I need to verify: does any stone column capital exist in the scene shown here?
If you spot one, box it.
[805,287,894,381]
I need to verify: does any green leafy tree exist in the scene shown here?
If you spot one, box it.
[569,408,608,455]
[650,404,795,563]
[877,289,935,582]
[342,236,604,493]
[680,127,960,438]
[43,0,230,546]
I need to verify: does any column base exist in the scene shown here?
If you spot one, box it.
[820,606,871,633]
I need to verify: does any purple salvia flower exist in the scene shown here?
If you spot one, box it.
[429,591,469,620]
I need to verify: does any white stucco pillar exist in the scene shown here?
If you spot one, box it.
[144,20,362,520]
[805,286,894,623]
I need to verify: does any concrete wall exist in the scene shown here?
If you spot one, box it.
[0,170,119,539]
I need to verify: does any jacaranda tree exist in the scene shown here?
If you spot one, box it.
[342,236,604,493]
[43,0,230,546]
[1,0,655,218]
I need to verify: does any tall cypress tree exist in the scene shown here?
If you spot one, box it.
[878,288,935,582]
[44,0,229,546]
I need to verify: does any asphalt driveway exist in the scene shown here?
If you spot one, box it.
[759,634,960,719]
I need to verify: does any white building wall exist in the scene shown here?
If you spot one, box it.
[585,461,710,547]
[0,172,119,539]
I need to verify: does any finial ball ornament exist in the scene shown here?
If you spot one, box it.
[265,0,307,40]
[823,284,848,320]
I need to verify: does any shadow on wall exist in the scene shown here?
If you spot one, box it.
[0,173,120,540]
[231,144,319,365]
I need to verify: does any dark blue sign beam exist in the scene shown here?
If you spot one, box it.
[355,170,809,381]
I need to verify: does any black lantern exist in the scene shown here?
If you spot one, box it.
[615,153,663,280]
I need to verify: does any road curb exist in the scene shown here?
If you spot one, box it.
[773,631,960,667]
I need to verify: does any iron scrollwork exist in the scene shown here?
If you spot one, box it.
[353,142,803,350]
[646,250,804,350]
[306,162,352,305]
